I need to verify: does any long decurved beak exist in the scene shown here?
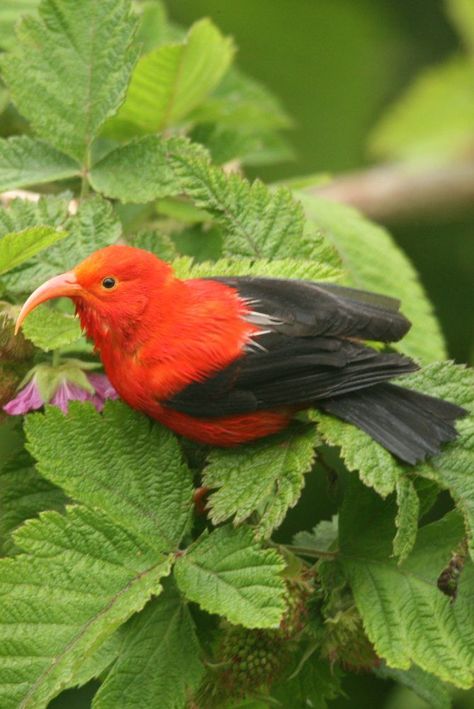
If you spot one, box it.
[15,271,82,335]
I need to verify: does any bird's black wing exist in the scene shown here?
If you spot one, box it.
[208,276,411,342]
[164,335,418,418]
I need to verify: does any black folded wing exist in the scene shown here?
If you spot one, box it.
[164,278,416,419]
[209,277,411,342]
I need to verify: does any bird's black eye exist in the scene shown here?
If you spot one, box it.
[102,277,116,289]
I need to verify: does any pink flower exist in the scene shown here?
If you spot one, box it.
[3,377,44,415]
[3,370,119,415]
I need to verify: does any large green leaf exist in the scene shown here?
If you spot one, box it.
[0,505,172,709]
[314,362,474,556]
[25,401,193,551]
[339,478,474,688]
[0,450,66,555]
[0,0,138,162]
[172,255,341,282]
[369,56,474,166]
[89,135,207,203]
[0,0,39,51]
[203,424,319,538]
[93,580,203,709]
[3,196,121,294]
[375,664,451,709]
[299,192,446,363]
[0,225,67,276]
[174,525,286,628]
[0,136,79,191]
[107,18,234,138]
[447,0,474,53]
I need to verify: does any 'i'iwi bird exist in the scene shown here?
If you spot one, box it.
[15,245,466,464]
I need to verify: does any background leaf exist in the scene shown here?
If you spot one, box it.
[369,57,474,166]
[25,401,193,552]
[0,1,39,51]
[299,192,446,363]
[0,0,139,162]
[0,506,171,709]
[446,0,474,53]
[93,580,203,709]
[0,225,67,275]
[174,525,286,628]
[0,136,79,191]
[107,18,234,137]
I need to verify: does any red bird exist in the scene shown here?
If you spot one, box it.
[16,245,465,464]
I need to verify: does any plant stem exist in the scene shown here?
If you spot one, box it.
[52,350,61,368]
[283,544,338,559]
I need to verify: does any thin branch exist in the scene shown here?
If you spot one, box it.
[305,161,474,222]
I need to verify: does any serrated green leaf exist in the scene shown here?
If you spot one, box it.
[339,477,474,688]
[0,136,79,191]
[0,0,139,162]
[447,0,474,53]
[203,425,319,538]
[174,525,286,628]
[106,18,234,138]
[369,56,474,166]
[25,401,193,551]
[0,505,171,709]
[299,192,446,363]
[172,255,342,282]
[0,450,67,555]
[0,194,70,237]
[22,306,82,351]
[93,580,203,709]
[130,230,178,261]
[0,225,67,276]
[394,476,420,562]
[0,1,39,51]
[3,196,121,294]
[375,664,451,709]
[89,135,208,203]
[171,154,311,260]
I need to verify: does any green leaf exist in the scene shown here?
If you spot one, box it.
[0,505,171,709]
[293,516,339,552]
[171,154,311,260]
[174,525,286,628]
[0,194,69,237]
[393,476,420,562]
[107,18,234,138]
[203,425,319,538]
[298,192,446,363]
[339,477,474,688]
[93,580,203,709]
[172,255,342,283]
[375,664,451,709]
[25,400,193,551]
[446,0,474,53]
[0,225,67,275]
[369,57,474,166]
[3,196,121,295]
[0,450,67,555]
[0,0,139,162]
[272,654,342,709]
[89,135,207,203]
[0,1,39,51]
[22,306,82,351]
[0,136,79,191]
[133,0,179,55]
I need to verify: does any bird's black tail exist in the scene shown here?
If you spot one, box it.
[319,383,467,464]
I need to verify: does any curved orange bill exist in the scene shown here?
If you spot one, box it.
[15,271,81,335]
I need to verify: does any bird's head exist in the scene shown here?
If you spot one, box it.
[15,245,175,345]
